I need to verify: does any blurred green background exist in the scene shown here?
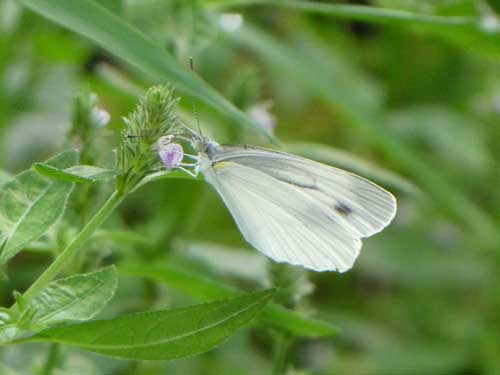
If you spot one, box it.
[1,0,500,373]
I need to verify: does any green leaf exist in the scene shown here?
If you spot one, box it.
[212,0,475,27]
[120,262,338,338]
[17,0,276,143]
[33,163,119,183]
[24,289,274,360]
[215,1,500,60]
[215,0,474,27]
[0,150,77,265]
[0,310,21,344]
[20,266,118,329]
[285,141,421,196]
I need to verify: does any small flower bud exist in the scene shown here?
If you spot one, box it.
[158,137,184,170]
[91,107,111,127]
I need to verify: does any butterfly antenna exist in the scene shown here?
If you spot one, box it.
[189,56,203,151]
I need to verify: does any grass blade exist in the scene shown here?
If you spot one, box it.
[212,0,475,27]
[17,0,276,142]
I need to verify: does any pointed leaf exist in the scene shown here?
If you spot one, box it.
[120,262,338,338]
[0,150,77,264]
[33,163,119,183]
[21,266,118,328]
[25,289,274,360]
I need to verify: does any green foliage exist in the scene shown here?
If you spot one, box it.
[120,261,338,338]
[17,0,275,142]
[1,0,500,373]
[0,150,77,265]
[33,164,118,183]
[0,266,118,344]
[20,266,117,329]
[23,289,274,360]
[213,0,476,26]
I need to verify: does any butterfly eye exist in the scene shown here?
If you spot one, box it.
[159,142,184,170]
[205,140,221,156]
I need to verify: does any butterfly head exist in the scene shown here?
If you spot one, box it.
[203,138,221,158]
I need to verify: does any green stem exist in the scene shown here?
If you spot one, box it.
[272,332,291,375]
[15,190,124,310]
[40,343,60,375]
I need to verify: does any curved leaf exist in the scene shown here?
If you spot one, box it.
[120,262,338,338]
[0,150,77,264]
[24,289,274,360]
[20,266,118,329]
[33,163,118,183]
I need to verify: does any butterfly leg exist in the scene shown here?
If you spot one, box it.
[183,153,199,160]
[177,166,198,178]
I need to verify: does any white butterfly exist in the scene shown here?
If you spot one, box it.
[158,133,397,272]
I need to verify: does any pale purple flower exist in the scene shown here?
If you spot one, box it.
[158,137,184,170]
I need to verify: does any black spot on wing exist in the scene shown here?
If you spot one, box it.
[334,202,353,216]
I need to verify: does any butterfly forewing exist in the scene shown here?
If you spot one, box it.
[210,145,397,238]
[203,161,361,272]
